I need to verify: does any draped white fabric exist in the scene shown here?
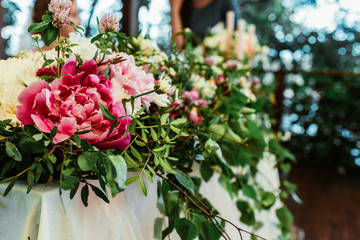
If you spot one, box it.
[0,154,281,240]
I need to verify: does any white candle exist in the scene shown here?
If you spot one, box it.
[247,24,256,57]
[226,11,235,55]
[236,19,245,59]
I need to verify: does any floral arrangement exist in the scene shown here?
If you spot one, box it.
[0,2,296,239]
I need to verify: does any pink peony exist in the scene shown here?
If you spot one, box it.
[16,55,131,150]
[181,89,199,102]
[99,53,155,109]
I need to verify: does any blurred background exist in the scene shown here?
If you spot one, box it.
[1,0,360,239]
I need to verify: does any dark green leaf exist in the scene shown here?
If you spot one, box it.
[81,184,89,207]
[242,184,258,201]
[43,25,59,46]
[28,20,50,33]
[3,179,17,197]
[98,102,117,120]
[50,126,58,139]
[175,218,198,240]
[89,184,109,203]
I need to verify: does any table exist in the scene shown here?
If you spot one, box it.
[0,153,281,240]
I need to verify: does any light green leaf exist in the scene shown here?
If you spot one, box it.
[125,176,138,186]
[170,118,187,125]
[138,177,147,196]
[160,113,170,125]
[77,154,97,172]
[5,142,22,162]
[108,155,127,191]
[130,146,143,162]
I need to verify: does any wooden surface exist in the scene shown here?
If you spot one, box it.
[287,165,360,240]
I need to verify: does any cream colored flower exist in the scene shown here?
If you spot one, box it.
[0,53,43,123]
[155,73,173,94]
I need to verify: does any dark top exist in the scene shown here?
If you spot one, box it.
[181,0,240,39]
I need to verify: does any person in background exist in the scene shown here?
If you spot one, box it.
[170,0,240,50]
[31,0,81,51]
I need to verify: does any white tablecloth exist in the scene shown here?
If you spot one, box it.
[0,153,281,240]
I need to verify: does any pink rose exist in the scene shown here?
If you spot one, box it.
[16,55,131,150]
[189,107,204,123]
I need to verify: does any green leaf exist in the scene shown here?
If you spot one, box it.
[260,192,276,209]
[154,218,163,240]
[43,25,59,46]
[19,135,43,154]
[28,20,50,33]
[158,157,177,174]
[242,184,258,201]
[89,184,109,203]
[81,184,89,207]
[50,126,58,139]
[3,179,17,197]
[41,14,52,21]
[150,128,158,141]
[26,170,35,193]
[170,118,187,125]
[200,221,221,240]
[138,177,147,196]
[61,180,75,190]
[125,176,138,186]
[153,144,167,152]
[160,113,170,125]
[124,152,139,168]
[108,155,127,191]
[175,171,195,194]
[5,142,22,161]
[175,218,198,240]
[62,168,75,176]
[135,140,146,147]
[144,170,153,184]
[77,154,97,172]
[141,129,148,142]
[73,134,81,147]
[276,207,293,232]
[98,102,117,120]
[130,146,143,162]
[236,200,255,225]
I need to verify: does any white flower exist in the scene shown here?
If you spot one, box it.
[153,93,171,107]
[0,53,43,123]
[155,73,173,94]
[191,74,217,100]
[69,32,98,60]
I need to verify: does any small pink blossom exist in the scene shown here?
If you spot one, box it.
[48,0,72,28]
[99,13,120,32]
[181,89,199,102]
[189,107,204,123]
[16,55,131,150]
[204,56,215,66]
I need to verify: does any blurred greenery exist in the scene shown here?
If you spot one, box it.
[239,0,360,169]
